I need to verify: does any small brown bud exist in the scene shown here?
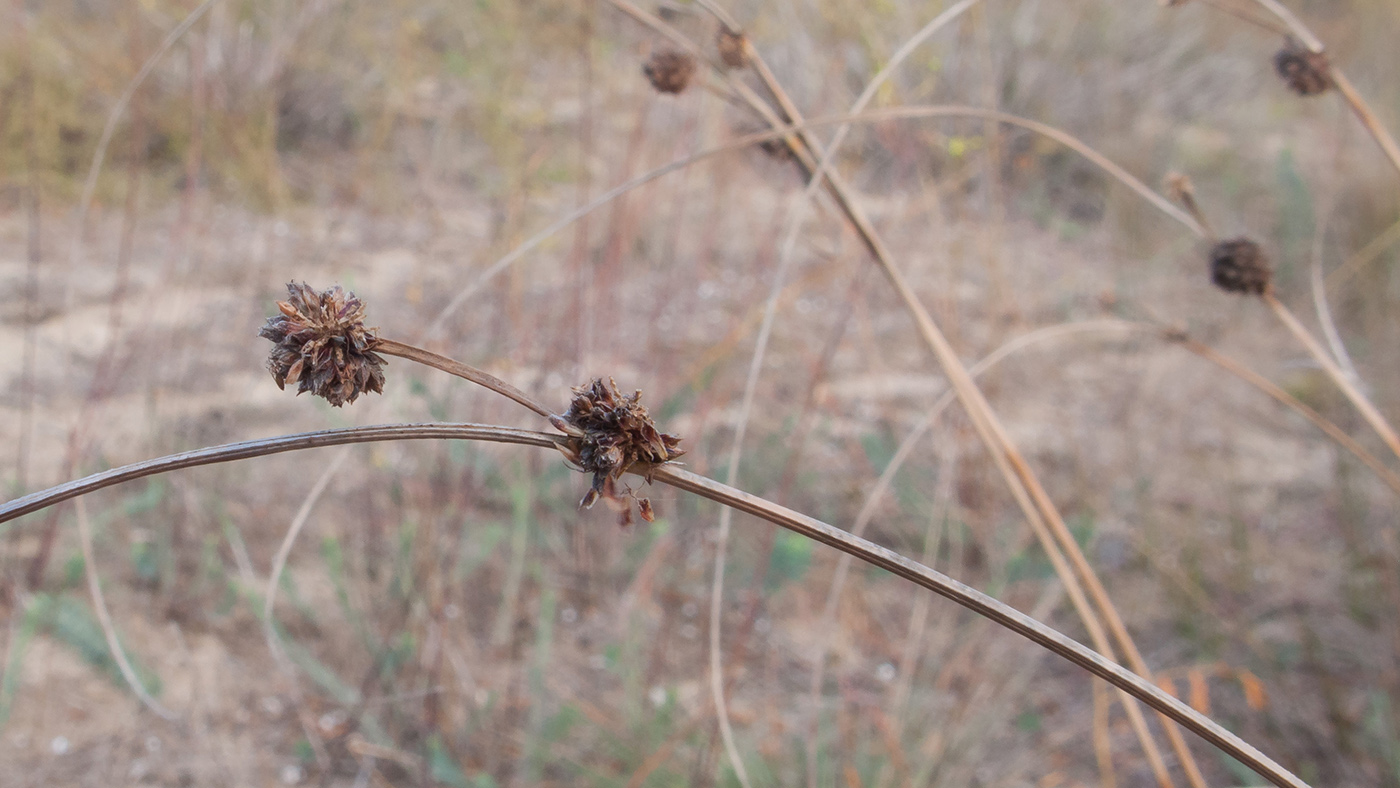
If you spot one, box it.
[1209,238,1272,295]
[553,377,685,523]
[643,50,697,94]
[259,282,387,406]
[1165,172,1195,204]
[1273,38,1332,96]
[716,26,749,70]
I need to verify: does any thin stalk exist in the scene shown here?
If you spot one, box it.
[700,8,985,780]
[375,339,554,419]
[74,498,179,720]
[1262,293,1400,461]
[1325,214,1400,292]
[0,424,561,524]
[650,464,1308,788]
[425,104,1203,337]
[261,446,351,770]
[704,20,1202,782]
[636,5,1197,776]
[0,425,1311,788]
[1242,0,1400,177]
[1165,331,1400,497]
[68,0,221,305]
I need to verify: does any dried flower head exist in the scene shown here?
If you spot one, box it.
[1209,238,1272,295]
[716,26,749,69]
[259,282,386,406]
[552,377,685,524]
[643,50,697,94]
[1274,38,1332,96]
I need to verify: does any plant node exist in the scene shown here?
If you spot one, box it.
[552,377,685,524]
[716,26,749,70]
[259,282,387,407]
[643,50,697,94]
[1274,38,1333,96]
[1209,238,1272,295]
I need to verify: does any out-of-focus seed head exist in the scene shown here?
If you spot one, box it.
[643,50,697,94]
[1209,238,1272,295]
[259,282,386,407]
[555,377,685,525]
[1165,172,1195,204]
[1274,38,1332,96]
[716,26,749,69]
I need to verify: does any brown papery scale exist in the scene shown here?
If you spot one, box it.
[552,377,685,525]
[643,50,697,94]
[716,25,749,69]
[259,282,386,407]
[1274,37,1333,96]
[1209,238,1272,295]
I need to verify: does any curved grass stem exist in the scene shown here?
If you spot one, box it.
[1262,293,1400,461]
[0,424,1309,788]
[424,104,1202,338]
[375,339,554,419]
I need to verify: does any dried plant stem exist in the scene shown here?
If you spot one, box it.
[427,104,1202,336]
[0,425,1310,788]
[74,498,179,720]
[651,464,1308,788]
[68,0,220,300]
[1262,293,1400,461]
[1309,218,1362,386]
[806,321,1153,764]
[1248,0,1322,50]
[17,26,39,492]
[761,92,1190,785]
[375,339,553,418]
[1326,214,1400,291]
[643,5,1198,776]
[261,447,351,769]
[1197,0,1289,36]
[1093,679,1119,788]
[1326,70,1400,180]
[765,44,1198,784]
[1165,331,1400,497]
[0,424,560,524]
[1243,0,1400,177]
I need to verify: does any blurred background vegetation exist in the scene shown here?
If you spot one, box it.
[2,0,1400,785]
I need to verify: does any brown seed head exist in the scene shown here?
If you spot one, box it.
[1209,238,1272,295]
[1273,38,1332,96]
[259,282,386,407]
[553,377,685,523]
[643,50,697,94]
[716,26,749,69]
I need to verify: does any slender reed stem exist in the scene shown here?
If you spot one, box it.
[0,425,1311,788]
[425,105,1201,337]
[1241,0,1400,177]
[1262,293,1400,461]
[69,0,221,304]
[74,499,179,720]
[0,424,561,524]
[1166,330,1400,496]
[375,339,554,419]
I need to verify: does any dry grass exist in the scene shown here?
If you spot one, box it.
[2,0,1400,786]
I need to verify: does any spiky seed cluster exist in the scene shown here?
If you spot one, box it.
[1274,38,1332,96]
[716,26,749,69]
[1209,238,1272,295]
[552,377,685,525]
[259,282,386,407]
[643,50,697,94]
